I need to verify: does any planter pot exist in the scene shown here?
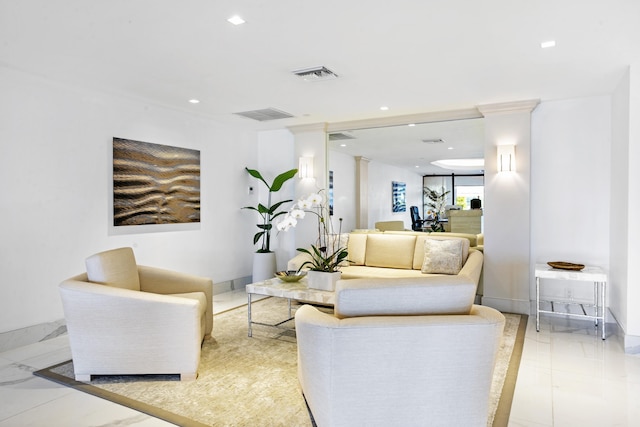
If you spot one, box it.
[306,271,342,291]
[252,252,277,283]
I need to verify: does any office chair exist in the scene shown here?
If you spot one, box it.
[410,206,425,231]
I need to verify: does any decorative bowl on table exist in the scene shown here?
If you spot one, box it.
[275,270,307,282]
[547,261,585,271]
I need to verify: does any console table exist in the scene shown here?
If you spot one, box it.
[534,263,607,340]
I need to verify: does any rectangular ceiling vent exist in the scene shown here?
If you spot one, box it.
[422,138,444,144]
[328,132,356,141]
[233,108,294,121]
[292,66,339,82]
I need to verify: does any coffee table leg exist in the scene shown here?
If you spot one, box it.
[247,293,253,337]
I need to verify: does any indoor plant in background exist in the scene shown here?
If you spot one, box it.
[276,191,349,291]
[243,167,298,282]
[424,186,451,232]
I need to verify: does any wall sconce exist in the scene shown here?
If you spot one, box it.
[497,145,516,172]
[298,156,314,179]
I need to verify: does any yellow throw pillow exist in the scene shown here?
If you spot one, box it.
[421,238,463,275]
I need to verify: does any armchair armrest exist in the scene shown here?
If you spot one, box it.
[59,276,203,378]
[138,265,213,335]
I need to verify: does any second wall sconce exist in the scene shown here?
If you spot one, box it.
[497,145,516,173]
[298,156,314,179]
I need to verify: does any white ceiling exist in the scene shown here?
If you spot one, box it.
[328,118,486,175]
[1,0,638,170]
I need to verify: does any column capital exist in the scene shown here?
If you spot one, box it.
[477,99,540,116]
[287,122,327,134]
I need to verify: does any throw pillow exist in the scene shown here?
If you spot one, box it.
[421,238,463,275]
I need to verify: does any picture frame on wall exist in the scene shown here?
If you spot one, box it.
[329,170,334,216]
[392,181,406,213]
[113,137,201,226]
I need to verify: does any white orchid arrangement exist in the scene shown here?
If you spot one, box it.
[277,191,349,272]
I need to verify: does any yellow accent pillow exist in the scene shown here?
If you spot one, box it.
[365,234,416,269]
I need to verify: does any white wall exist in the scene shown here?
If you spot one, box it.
[256,129,297,270]
[531,96,611,302]
[0,67,259,334]
[481,103,534,314]
[328,149,357,233]
[610,69,630,336]
[627,65,640,345]
[367,161,423,230]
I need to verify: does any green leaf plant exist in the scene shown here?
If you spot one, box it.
[242,167,298,253]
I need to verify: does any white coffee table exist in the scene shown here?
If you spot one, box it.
[246,277,335,337]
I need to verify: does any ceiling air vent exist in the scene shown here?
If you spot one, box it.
[422,138,444,144]
[328,132,356,141]
[233,108,294,122]
[292,66,339,82]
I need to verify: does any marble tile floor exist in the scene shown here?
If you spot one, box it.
[2,291,640,426]
[509,315,640,426]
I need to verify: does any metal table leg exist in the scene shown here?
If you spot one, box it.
[601,281,606,340]
[536,276,540,332]
[247,292,253,337]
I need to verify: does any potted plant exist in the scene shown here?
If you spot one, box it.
[424,186,451,232]
[276,191,349,290]
[243,167,298,281]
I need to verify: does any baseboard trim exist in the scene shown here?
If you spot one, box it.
[0,319,67,353]
[1,276,254,353]
[212,276,252,295]
[481,297,530,315]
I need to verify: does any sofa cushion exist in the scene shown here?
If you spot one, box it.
[421,238,463,275]
[85,247,140,291]
[347,233,368,266]
[365,234,416,270]
[413,235,470,270]
[340,265,428,279]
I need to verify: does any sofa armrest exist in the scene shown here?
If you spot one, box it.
[287,252,314,272]
[138,265,213,335]
[458,249,483,288]
[334,276,476,318]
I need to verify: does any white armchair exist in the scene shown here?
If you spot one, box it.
[295,278,505,427]
[59,247,213,381]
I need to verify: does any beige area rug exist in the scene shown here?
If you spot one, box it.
[35,298,527,427]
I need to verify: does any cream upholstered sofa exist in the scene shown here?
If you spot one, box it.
[288,231,484,294]
[295,279,505,427]
[59,247,213,381]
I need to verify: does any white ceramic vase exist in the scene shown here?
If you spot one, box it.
[252,252,277,282]
[306,270,342,291]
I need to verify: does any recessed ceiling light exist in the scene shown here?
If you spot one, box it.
[227,15,245,25]
[408,123,416,127]
[380,106,389,111]
[540,40,556,48]
[448,146,454,150]
[189,99,200,104]
[340,143,347,147]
